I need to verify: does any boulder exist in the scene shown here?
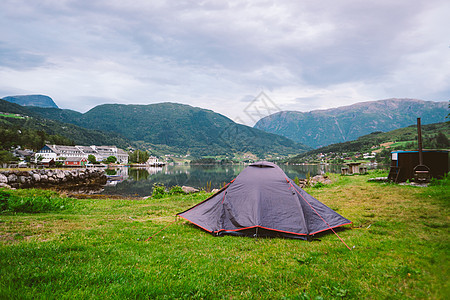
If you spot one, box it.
[32,173,41,182]
[0,183,12,189]
[7,174,18,183]
[0,173,7,184]
[182,186,199,194]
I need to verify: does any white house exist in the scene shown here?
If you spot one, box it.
[35,144,129,164]
[146,156,164,166]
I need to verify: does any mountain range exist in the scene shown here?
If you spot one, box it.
[1,98,309,157]
[2,95,448,157]
[254,98,448,148]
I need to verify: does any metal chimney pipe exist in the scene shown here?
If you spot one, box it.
[417,118,423,166]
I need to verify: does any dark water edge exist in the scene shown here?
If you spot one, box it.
[100,163,387,197]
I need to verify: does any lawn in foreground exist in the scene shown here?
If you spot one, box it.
[0,173,448,299]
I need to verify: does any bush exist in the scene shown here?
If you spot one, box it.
[169,185,185,195]
[152,183,167,199]
[0,189,73,213]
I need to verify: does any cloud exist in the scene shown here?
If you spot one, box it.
[0,0,449,124]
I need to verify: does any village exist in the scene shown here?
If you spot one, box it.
[4,144,165,168]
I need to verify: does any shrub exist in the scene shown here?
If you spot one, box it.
[152,183,167,199]
[169,185,185,195]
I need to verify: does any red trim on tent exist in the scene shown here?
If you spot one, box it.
[286,178,352,250]
[310,222,353,235]
[178,215,214,233]
[178,214,308,236]
[215,225,308,236]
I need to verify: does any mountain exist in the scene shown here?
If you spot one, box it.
[3,95,59,108]
[0,99,131,150]
[254,99,448,149]
[26,102,311,156]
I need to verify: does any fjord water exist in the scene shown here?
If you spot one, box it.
[101,164,347,197]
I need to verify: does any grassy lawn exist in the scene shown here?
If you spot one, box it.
[0,172,448,299]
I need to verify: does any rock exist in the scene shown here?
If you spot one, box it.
[56,169,65,179]
[211,189,220,194]
[0,183,12,189]
[7,174,18,183]
[182,186,199,194]
[32,174,41,182]
[0,174,7,183]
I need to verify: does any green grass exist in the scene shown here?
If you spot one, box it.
[0,173,448,299]
[0,112,25,119]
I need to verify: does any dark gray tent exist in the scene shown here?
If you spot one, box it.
[177,161,351,240]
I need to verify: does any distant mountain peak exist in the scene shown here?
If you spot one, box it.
[2,94,59,108]
[254,98,448,149]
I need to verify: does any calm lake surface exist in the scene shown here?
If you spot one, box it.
[101,163,382,197]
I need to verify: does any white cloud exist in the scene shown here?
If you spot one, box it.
[0,0,449,123]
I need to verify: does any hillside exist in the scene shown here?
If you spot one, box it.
[0,100,131,150]
[26,102,310,157]
[3,95,59,108]
[288,121,450,163]
[254,99,448,148]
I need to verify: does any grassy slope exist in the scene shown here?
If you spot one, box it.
[0,100,131,149]
[0,174,448,299]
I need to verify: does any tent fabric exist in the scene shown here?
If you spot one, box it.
[177,161,351,239]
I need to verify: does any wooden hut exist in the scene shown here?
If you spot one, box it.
[390,150,448,182]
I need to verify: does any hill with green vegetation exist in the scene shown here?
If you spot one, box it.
[255,98,448,148]
[288,121,449,164]
[0,100,131,151]
[2,95,59,108]
[26,102,310,157]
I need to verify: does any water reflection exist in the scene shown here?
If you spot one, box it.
[101,163,384,197]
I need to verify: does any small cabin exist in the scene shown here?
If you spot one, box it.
[63,157,88,167]
[390,150,449,182]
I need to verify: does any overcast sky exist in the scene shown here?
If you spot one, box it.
[1,0,449,125]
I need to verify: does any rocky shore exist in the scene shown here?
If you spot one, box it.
[296,174,333,188]
[0,168,107,190]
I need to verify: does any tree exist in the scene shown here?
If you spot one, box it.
[435,132,449,148]
[0,150,18,164]
[104,156,117,164]
[88,154,97,164]
[129,150,149,163]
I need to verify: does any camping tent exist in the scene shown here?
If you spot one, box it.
[177,161,351,239]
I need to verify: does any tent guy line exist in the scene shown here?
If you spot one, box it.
[286,179,352,251]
